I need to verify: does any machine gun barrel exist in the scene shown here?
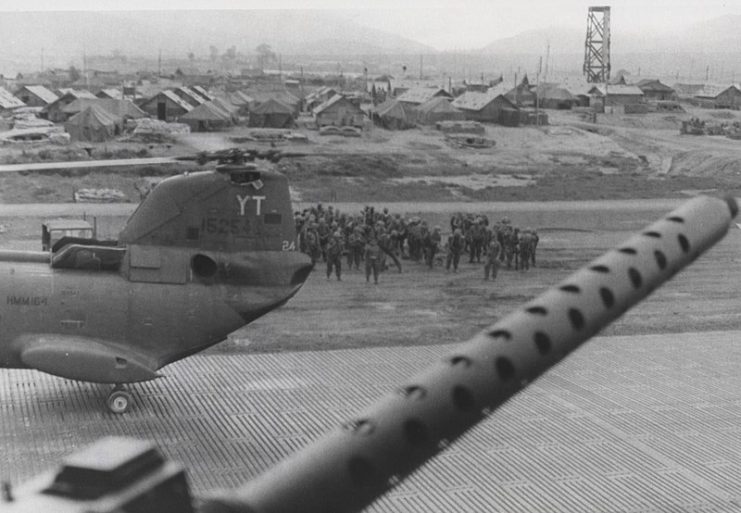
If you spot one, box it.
[202,195,738,513]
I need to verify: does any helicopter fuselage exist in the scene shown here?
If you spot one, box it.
[0,248,310,383]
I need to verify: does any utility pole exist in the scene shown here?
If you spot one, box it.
[536,56,542,127]
[419,54,423,80]
[544,41,550,81]
[40,47,44,72]
[158,49,162,77]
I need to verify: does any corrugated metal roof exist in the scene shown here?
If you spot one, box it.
[452,91,514,111]
[313,94,357,115]
[99,88,124,99]
[590,85,644,96]
[193,86,214,100]
[57,88,97,99]
[673,83,705,97]
[694,84,740,99]
[62,98,146,118]
[181,101,232,122]
[416,96,459,114]
[177,86,207,105]
[635,79,675,92]
[0,87,25,109]
[396,87,449,105]
[23,85,58,104]
[373,99,412,119]
[161,90,194,112]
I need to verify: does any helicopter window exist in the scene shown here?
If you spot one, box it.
[230,171,261,185]
[186,227,200,240]
[264,213,282,225]
[191,254,218,278]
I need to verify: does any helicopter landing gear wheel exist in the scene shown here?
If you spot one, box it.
[107,386,132,414]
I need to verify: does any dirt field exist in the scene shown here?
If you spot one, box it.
[2,106,741,203]
[210,201,741,355]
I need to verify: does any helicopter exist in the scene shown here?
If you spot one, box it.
[2,195,736,513]
[0,148,313,413]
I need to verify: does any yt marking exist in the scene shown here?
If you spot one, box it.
[236,194,266,216]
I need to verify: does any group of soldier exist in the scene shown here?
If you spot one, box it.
[294,204,539,285]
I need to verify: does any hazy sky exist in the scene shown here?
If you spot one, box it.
[5,0,740,51]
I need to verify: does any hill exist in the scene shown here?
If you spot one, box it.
[0,10,434,63]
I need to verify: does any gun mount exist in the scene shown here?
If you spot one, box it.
[4,195,738,513]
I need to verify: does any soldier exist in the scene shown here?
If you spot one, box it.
[304,223,322,265]
[423,226,442,269]
[326,230,344,280]
[347,223,365,270]
[518,229,534,271]
[530,228,540,267]
[316,218,330,262]
[364,235,382,284]
[379,228,403,273]
[484,231,502,280]
[502,224,517,269]
[407,219,422,262]
[446,228,465,272]
[468,217,485,263]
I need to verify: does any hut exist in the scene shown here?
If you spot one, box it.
[534,85,576,110]
[415,97,465,125]
[372,99,416,130]
[14,85,58,108]
[43,90,97,122]
[173,86,208,107]
[64,104,121,142]
[588,85,645,107]
[248,98,295,128]
[314,94,365,127]
[193,85,214,101]
[636,79,676,101]
[62,98,147,120]
[396,87,452,106]
[0,86,25,112]
[693,85,741,109]
[451,92,518,124]
[305,86,338,112]
[249,90,301,114]
[220,91,253,116]
[181,101,234,131]
[210,97,240,123]
[138,90,193,121]
[672,83,705,101]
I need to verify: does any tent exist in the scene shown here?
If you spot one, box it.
[221,91,253,116]
[64,104,121,141]
[248,98,295,128]
[62,98,147,119]
[415,97,465,125]
[372,99,416,130]
[180,101,234,131]
[534,86,576,109]
[210,96,240,122]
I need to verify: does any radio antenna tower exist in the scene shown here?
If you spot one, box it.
[583,6,611,83]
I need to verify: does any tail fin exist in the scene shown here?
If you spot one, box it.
[118,164,310,287]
